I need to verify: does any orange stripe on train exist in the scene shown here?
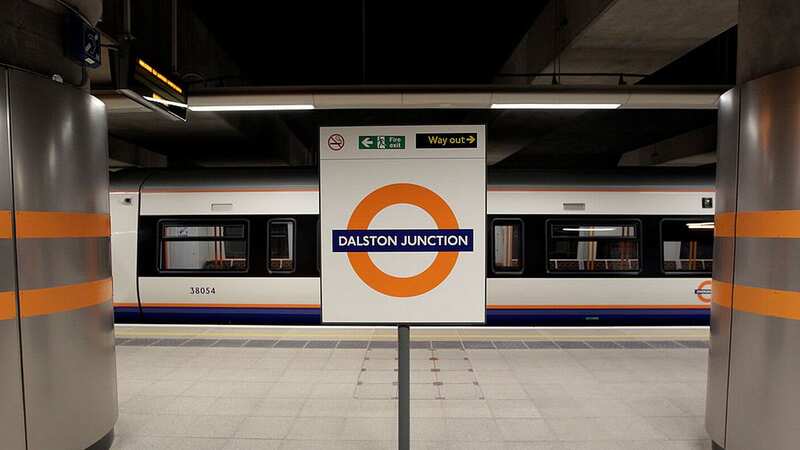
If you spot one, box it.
[140,302,320,309]
[20,278,112,317]
[15,211,110,238]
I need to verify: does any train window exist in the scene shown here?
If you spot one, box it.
[547,221,640,273]
[268,219,295,273]
[492,219,524,273]
[661,219,714,273]
[159,221,248,272]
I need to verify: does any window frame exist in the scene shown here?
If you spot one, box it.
[544,218,643,275]
[659,217,714,276]
[156,218,250,274]
[267,218,297,274]
[490,217,526,275]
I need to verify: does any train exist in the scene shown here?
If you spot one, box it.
[110,167,715,326]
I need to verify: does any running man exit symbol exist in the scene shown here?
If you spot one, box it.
[358,135,405,150]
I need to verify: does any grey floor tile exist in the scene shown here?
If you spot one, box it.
[340,417,397,441]
[151,338,189,347]
[244,340,277,348]
[496,418,557,441]
[286,417,346,440]
[370,341,398,349]
[444,417,502,442]
[338,340,369,349]
[235,417,294,440]
[120,338,159,346]
[221,439,282,450]
[587,341,621,349]
[494,341,527,349]
[645,340,683,349]
[555,341,591,349]
[463,341,495,349]
[616,341,652,349]
[677,340,709,349]
[213,339,247,348]
[524,341,558,349]
[433,341,464,349]
[184,339,218,347]
[305,340,337,348]
[411,341,432,349]
[274,340,307,348]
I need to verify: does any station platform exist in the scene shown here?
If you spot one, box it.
[111,325,711,450]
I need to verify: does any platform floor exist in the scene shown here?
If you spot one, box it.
[111,325,711,450]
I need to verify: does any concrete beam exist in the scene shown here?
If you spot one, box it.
[617,124,716,167]
[538,0,738,85]
[108,135,167,169]
[497,0,615,84]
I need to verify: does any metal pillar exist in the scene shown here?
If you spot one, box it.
[398,325,410,450]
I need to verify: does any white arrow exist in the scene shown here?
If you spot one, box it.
[361,137,373,147]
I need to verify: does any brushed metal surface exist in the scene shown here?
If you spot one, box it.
[713,89,740,215]
[737,66,800,212]
[712,236,735,284]
[733,238,800,291]
[0,67,26,450]
[8,71,108,214]
[726,311,800,450]
[706,87,739,446]
[0,319,26,450]
[16,237,110,290]
[21,302,117,450]
[8,69,116,450]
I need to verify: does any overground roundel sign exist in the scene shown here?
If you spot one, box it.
[332,183,472,297]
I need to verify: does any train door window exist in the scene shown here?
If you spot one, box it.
[547,221,640,273]
[492,219,524,273]
[661,219,714,273]
[159,221,248,272]
[268,219,295,273]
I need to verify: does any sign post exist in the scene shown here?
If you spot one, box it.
[319,125,486,449]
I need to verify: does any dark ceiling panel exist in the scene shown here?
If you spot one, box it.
[189,1,546,85]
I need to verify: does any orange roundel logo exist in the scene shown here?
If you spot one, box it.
[695,280,712,303]
[340,183,467,298]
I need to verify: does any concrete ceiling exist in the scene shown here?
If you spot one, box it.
[95,0,737,170]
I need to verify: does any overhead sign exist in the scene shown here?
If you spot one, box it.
[320,125,486,324]
[416,132,478,149]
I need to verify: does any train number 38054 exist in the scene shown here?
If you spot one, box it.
[190,287,216,295]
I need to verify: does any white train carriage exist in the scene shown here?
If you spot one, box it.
[110,168,714,325]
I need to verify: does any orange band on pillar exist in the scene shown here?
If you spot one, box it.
[714,212,735,238]
[15,211,110,238]
[733,284,800,320]
[735,210,800,238]
[0,291,16,320]
[19,278,112,317]
[0,210,11,239]
[712,280,733,308]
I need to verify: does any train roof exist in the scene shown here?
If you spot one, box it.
[111,167,714,192]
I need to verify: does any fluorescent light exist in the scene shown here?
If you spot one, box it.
[686,222,715,230]
[188,104,315,112]
[490,103,621,110]
[562,227,619,232]
[143,96,188,109]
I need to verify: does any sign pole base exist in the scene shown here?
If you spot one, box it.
[398,324,410,450]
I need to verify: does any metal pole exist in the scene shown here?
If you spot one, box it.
[398,325,410,450]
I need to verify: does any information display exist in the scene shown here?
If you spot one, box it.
[320,125,486,324]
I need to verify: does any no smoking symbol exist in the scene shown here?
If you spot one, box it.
[328,134,345,151]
